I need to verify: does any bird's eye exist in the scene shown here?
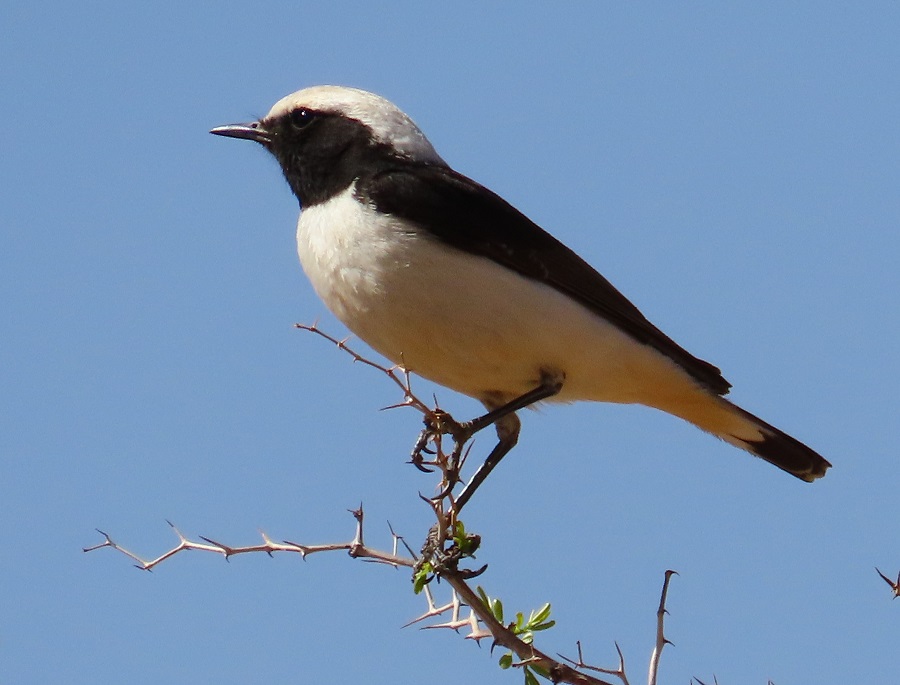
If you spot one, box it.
[289,108,316,130]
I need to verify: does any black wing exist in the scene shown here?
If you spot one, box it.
[360,164,731,395]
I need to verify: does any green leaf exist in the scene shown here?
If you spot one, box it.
[476,586,491,609]
[530,603,552,626]
[532,664,551,679]
[412,562,432,594]
[457,530,479,557]
[524,667,540,685]
[499,653,513,670]
[532,619,556,632]
[492,598,504,623]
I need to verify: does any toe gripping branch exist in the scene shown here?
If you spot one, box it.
[411,370,565,512]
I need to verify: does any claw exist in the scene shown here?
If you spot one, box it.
[458,563,488,580]
[412,460,435,473]
[432,480,455,501]
[431,458,462,501]
[410,431,433,470]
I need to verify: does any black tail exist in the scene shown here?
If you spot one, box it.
[722,402,832,482]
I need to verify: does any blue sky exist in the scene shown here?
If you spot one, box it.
[2,2,898,683]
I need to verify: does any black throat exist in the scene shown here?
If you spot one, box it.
[264,113,403,208]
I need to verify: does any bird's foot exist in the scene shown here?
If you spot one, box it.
[409,424,437,473]
[409,410,472,497]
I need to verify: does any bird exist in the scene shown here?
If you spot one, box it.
[210,85,830,508]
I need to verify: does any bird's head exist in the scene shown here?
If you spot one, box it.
[211,85,445,206]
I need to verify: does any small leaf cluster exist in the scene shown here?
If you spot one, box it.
[412,519,481,594]
[452,520,481,557]
[477,587,556,685]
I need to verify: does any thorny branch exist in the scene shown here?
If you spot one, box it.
[294,323,432,416]
[648,570,677,685]
[295,323,481,501]
[876,567,900,598]
[82,512,413,573]
[559,641,629,685]
[85,512,675,685]
[86,324,682,685]
[555,572,676,685]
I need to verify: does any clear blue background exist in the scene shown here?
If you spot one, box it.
[3,3,898,683]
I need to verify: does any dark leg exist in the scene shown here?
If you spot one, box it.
[453,370,565,511]
[453,412,520,512]
[460,372,565,439]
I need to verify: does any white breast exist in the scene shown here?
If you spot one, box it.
[296,187,704,410]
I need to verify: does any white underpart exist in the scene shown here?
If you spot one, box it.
[295,187,764,445]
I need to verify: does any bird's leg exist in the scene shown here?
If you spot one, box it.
[422,370,564,510]
[452,412,520,512]
[461,370,565,438]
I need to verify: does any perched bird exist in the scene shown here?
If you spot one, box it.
[211,85,830,507]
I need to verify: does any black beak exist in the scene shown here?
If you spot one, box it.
[209,122,272,144]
